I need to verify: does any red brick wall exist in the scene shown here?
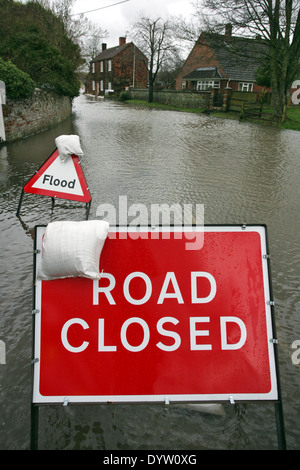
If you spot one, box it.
[87,44,148,96]
[176,39,225,90]
[224,82,269,94]
[112,45,148,92]
[176,35,267,94]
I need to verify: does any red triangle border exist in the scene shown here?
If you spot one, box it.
[23,149,91,203]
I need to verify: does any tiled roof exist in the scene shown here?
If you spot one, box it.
[206,34,268,81]
[184,66,224,80]
[92,42,131,62]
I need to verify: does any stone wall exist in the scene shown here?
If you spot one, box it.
[3,88,72,143]
[130,88,211,109]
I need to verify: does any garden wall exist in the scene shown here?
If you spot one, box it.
[3,88,72,143]
[130,89,211,108]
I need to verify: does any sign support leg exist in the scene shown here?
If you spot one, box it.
[30,403,39,450]
[85,200,91,220]
[273,337,286,449]
[275,401,286,450]
[16,188,24,217]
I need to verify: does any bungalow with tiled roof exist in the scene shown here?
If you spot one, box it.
[176,24,268,94]
[87,37,148,97]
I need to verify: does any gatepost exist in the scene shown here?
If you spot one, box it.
[223,87,232,112]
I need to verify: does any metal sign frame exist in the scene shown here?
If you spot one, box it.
[31,224,286,449]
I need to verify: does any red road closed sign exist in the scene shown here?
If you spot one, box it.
[33,226,278,404]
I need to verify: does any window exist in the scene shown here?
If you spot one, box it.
[238,82,253,92]
[92,63,95,73]
[100,61,104,73]
[196,80,220,91]
[108,60,112,72]
[100,80,104,91]
[108,82,112,90]
[182,81,187,89]
[92,81,95,91]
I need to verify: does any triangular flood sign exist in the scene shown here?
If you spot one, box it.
[23,149,91,203]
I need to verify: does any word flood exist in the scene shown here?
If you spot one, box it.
[42,174,76,188]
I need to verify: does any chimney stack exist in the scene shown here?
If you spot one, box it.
[102,43,107,51]
[225,24,232,42]
[119,37,126,46]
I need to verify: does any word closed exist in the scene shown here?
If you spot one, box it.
[61,316,247,353]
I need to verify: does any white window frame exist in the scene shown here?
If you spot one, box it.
[100,61,104,73]
[182,80,187,89]
[108,60,112,72]
[238,82,253,92]
[100,80,104,91]
[196,80,220,91]
[92,80,95,91]
[92,63,95,73]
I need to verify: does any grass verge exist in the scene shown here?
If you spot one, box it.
[125,99,206,114]
[125,99,300,131]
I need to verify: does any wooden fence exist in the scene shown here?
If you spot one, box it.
[227,91,274,122]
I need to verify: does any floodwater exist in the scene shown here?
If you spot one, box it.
[0,94,300,450]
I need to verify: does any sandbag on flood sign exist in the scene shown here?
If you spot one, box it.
[37,220,109,280]
[55,135,83,162]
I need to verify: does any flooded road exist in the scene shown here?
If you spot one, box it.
[0,94,300,449]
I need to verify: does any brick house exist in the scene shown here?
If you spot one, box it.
[87,37,148,97]
[176,25,268,94]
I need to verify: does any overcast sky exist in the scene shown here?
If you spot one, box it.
[72,0,196,46]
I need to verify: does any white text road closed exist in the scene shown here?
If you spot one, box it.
[92,271,217,305]
[61,315,247,353]
[33,225,278,404]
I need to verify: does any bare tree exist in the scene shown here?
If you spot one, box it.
[51,0,90,42]
[191,0,300,122]
[80,24,109,70]
[39,0,108,68]
[131,15,179,102]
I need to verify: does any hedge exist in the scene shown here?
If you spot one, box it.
[0,58,35,99]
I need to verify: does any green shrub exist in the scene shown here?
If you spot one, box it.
[0,1,83,98]
[119,90,131,101]
[0,32,80,97]
[0,58,35,99]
